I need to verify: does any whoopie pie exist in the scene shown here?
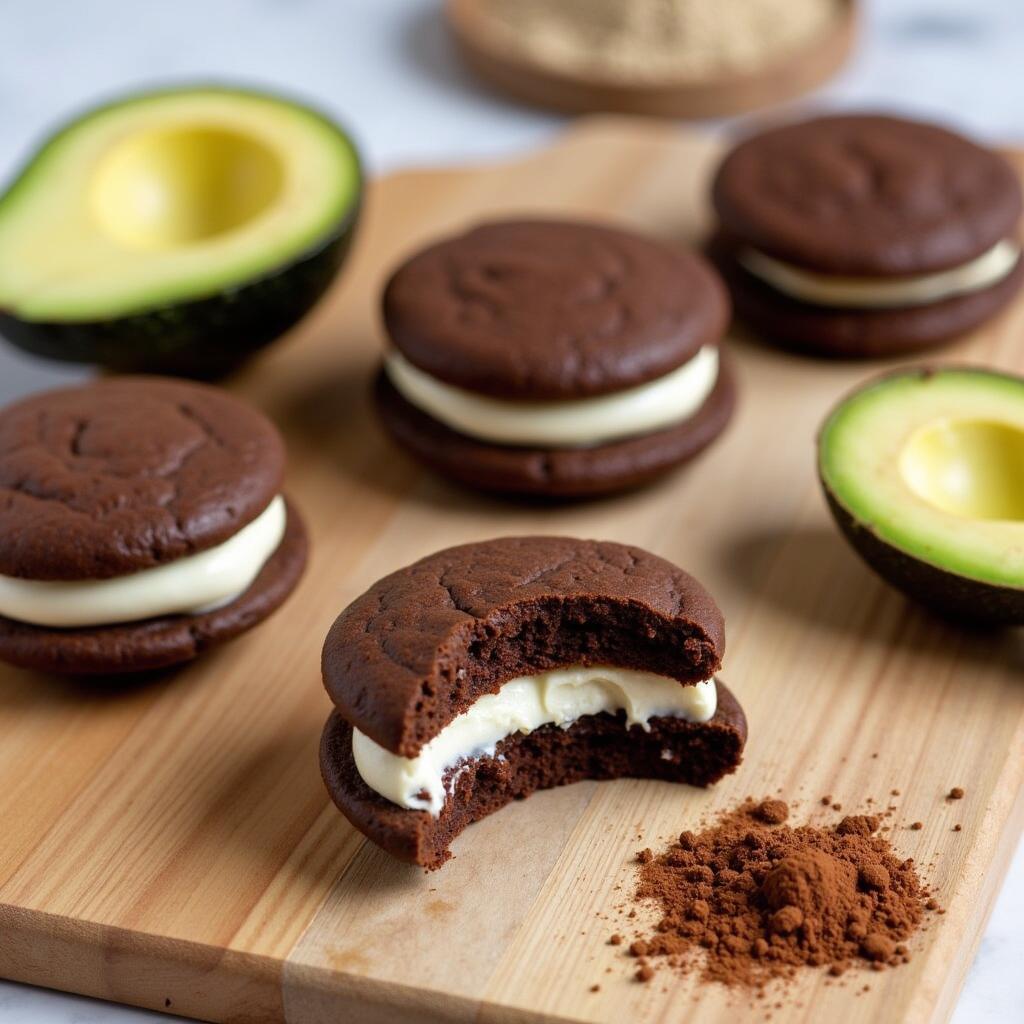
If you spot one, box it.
[711,113,1024,358]
[377,219,736,497]
[0,377,307,674]
[320,536,747,869]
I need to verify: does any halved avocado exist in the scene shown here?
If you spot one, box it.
[0,86,361,377]
[819,367,1024,624]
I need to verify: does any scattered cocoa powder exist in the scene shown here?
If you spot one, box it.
[754,798,789,825]
[626,798,926,989]
[836,815,879,837]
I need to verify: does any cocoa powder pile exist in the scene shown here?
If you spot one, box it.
[625,799,929,988]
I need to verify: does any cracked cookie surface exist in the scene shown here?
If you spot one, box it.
[322,536,725,757]
[713,114,1023,275]
[382,219,729,399]
[0,376,285,580]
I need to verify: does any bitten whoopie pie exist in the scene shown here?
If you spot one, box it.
[711,113,1024,358]
[320,536,747,869]
[0,377,307,674]
[377,219,735,497]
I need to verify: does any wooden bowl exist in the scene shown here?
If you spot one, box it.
[446,0,858,119]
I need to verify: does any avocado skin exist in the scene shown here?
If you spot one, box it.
[823,486,1024,626]
[0,204,359,379]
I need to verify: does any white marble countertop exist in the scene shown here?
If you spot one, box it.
[0,0,1021,1020]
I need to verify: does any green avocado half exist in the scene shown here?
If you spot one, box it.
[819,367,1024,625]
[0,86,361,377]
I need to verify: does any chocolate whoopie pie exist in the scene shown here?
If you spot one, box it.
[320,536,747,869]
[711,113,1024,358]
[377,219,735,497]
[0,377,307,674]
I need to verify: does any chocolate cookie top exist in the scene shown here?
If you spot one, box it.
[0,377,285,581]
[382,219,729,400]
[713,114,1023,276]
[322,536,725,757]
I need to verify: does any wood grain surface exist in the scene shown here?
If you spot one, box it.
[0,119,1021,1024]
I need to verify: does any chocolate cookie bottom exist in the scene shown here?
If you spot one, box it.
[320,679,747,870]
[0,498,308,675]
[711,236,1024,359]
[374,357,736,498]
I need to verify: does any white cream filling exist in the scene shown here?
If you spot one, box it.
[0,495,287,628]
[352,666,718,816]
[740,238,1020,309]
[384,345,719,447]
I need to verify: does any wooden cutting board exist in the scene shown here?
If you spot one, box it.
[0,118,1022,1024]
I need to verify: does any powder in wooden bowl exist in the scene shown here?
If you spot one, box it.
[476,0,843,83]
[623,798,930,988]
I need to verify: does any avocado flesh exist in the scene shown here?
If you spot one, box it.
[820,368,1024,620]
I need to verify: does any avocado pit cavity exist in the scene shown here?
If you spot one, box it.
[91,125,284,250]
[900,418,1024,521]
